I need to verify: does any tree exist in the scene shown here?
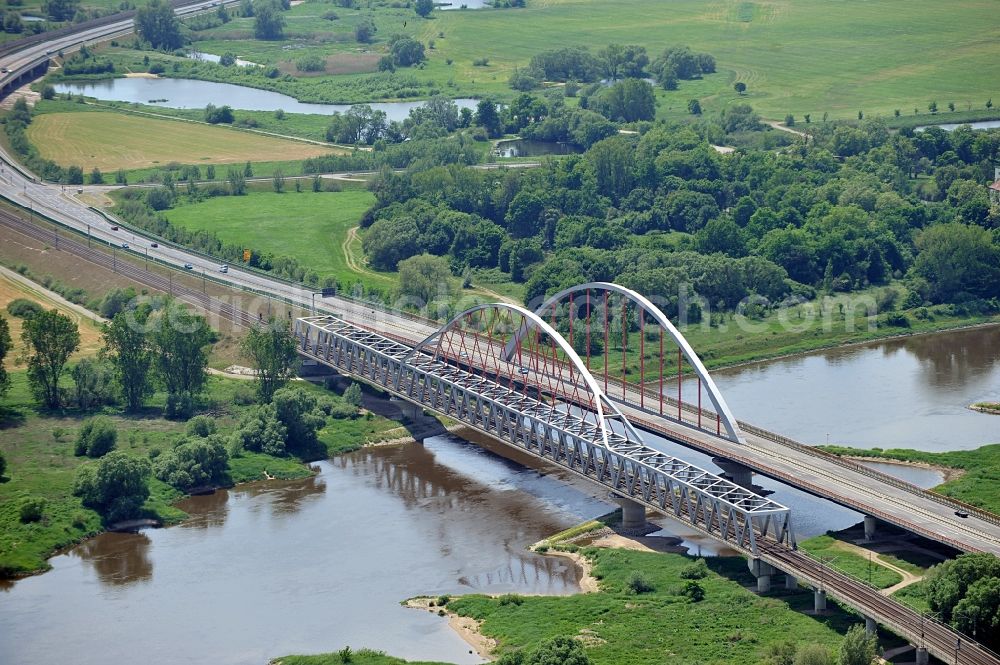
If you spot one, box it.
[687,99,702,115]
[240,319,299,403]
[363,216,422,270]
[227,167,247,195]
[204,104,234,124]
[354,21,375,43]
[135,0,183,50]
[525,637,590,665]
[272,385,326,456]
[73,451,151,523]
[397,254,452,305]
[254,0,285,40]
[390,37,425,66]
[344,382,362,408]
[21,309,80,409]
[928,101,938,113]
[594,78,656,122]
[272,169,285,193]
[837,625,878,665]
[148,301,214,419]
[74,415,117,458]
[102,311,154,412]
[89,167,104,185]
[414,0,433,17]
[42,0,79,21]
[154,436,229,490]
[475,99,503,138]
[912,223,1000,302]
[0,316,10,398]
[71,358,113,410]
[234,403,287,455]
[734,81,746,95]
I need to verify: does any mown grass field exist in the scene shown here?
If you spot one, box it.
[798,535,902,589]
[162,189,390,288]
[25,110,339,171]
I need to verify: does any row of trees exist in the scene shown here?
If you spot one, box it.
[513,43,714,92]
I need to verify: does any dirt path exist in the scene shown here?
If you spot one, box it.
[766,120,810,139]
[342,226,382,280]
[827,540,923,595]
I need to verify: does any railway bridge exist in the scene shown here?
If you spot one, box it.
[295,283,1000,665]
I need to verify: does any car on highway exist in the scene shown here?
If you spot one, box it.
[184,263,193,270]
[0,67,8,74]
[219,264,228,273]
[110,225,119,231]
[150,242,158,248]
[955,510,969,518]
[121,242,129,249]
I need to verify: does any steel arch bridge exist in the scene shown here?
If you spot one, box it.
[295,294,794,557]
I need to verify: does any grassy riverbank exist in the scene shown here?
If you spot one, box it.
[0,369,402,577]
[818,443,1000,514]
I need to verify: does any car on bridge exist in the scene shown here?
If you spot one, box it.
[183,263,193,270]
[150,242,158,248]
[121,242,129,249]
[110,225,119,231]
[218,264,228,273]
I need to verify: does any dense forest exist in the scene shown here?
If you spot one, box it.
[361,100,1000,316]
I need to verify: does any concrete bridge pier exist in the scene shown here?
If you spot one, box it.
[610,494,647,529]
[864,616,877,636]
[914,647,929,665]
[390,397,425,425]
[748,559,778,594]
[713,457,754,488]
[863,515,877,541]
[785,573,798,590]
[813,589,827,612]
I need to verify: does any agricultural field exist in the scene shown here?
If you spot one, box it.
[25,110,340,172]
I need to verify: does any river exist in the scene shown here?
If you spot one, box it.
[1,325,996,664]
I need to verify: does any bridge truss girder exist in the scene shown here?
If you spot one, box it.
[296,315,794,557]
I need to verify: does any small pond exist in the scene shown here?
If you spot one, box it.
[494,139,581,158]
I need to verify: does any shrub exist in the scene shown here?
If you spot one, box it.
[186,415,217,438]
[0,450,5,478]
[682,579,705,601]
[74,416,118,458]
[6,298,43,319]
[19,496,46,523]
[497,593,524,606]
[296,55,325,72]
[73,451,151,523]
[153,435,229,490]
[627,571,655,594]
[338,646,353,663]
[436,594,450,606]
[680,558,709,580]
[884,312,910,328]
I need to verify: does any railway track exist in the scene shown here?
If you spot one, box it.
[0,208,258,328]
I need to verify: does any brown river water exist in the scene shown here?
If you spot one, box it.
[1,325,997,665]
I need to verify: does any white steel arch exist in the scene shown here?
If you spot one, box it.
[404,302,645,449]
[526,282,746,443]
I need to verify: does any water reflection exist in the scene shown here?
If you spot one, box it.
[706,325,1000,451]
[73,532,153,587]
